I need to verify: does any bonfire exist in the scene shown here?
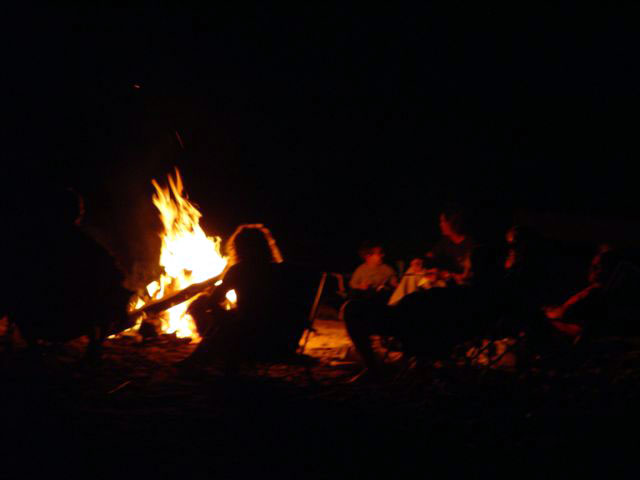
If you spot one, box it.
[127,168,230,341]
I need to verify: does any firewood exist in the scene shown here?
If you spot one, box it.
[128,273,223,317]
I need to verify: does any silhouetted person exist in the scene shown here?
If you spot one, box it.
[349,243,398,298]
[542,244,618,341]
[496,225,559,342]
[186,224,312,372]
[424,208,474,285]
[4,188,132,360]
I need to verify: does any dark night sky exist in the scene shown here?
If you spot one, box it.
[4,5,640,275]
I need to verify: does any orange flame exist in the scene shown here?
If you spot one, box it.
[130,168,228,340]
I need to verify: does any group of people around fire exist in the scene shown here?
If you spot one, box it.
[340,207,625,378]
[3,187,636,381]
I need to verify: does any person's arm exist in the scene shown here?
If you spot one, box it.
[372,265,398,291]
[543,284,600,321]
[424,238,462,274]
[544,284,604,338]
[549,320,583,337]
[349,265,368,290]
[210,265,239,304]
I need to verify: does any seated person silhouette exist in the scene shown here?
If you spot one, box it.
[185,224,310,371]
[4,187,132,360]
[423,209,474,286]
[388,208,474,307]
[542,244,617,341]
[497,225,557,334]
[348,243,398,301]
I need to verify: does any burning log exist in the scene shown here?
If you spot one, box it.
[126,168,229,339]
[129,273,223,318]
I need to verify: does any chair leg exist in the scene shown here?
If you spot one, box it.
[298,272,328,355]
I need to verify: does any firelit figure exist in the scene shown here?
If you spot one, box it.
[541,244,619,341]
[185,224,314,371]
[4,188,132,361]
[343,207,507,379]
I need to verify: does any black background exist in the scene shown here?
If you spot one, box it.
[4,5,639,277]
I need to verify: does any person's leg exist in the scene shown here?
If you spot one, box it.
[188,294,217,337]
[392,291,436,359]
[393,289,467,363]
[343,298,394,375]
[182,307,237,367]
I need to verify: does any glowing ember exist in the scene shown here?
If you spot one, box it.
[224,289,237,310]
[130,168,228,340]
[225,289,237,304]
